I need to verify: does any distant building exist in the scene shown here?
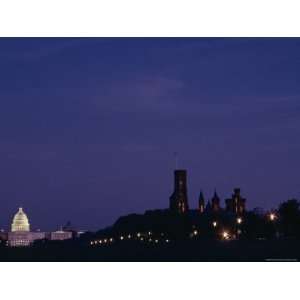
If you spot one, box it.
[198,191,205,213]
[50,229,73,241]
[225,188,246,214]
[211,190,220,212]
[8,231,46,247]
[6,207,74,247]
[8,207,46,247]
[169,170,189,213]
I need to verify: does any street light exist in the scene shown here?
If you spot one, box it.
[237,217,242,224]
[212,221,217,228]
[269,213,276,221]
[222,231,229,240]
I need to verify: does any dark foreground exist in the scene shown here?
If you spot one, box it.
[0,238,299,262]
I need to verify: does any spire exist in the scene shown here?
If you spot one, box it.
[198,190,205,213]
[199,190,205,202]
[213,188,219,199]
[211,189,220,212]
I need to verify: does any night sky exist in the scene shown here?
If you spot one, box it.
[1,38,300,231]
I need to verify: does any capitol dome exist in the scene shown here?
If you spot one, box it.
[11,207,30,232]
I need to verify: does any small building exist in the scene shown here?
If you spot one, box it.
[50,229,73,241]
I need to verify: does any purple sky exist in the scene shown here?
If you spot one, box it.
[0,38,300,231]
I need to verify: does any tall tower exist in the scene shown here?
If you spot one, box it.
[169,170,189,214]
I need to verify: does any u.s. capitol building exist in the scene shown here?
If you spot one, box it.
[2,207,74,247]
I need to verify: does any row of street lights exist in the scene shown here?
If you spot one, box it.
[91,212,278,246]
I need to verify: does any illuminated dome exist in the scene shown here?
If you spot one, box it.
[11,207,30,232]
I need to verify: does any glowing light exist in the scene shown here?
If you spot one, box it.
[212,221,217,227]
[140,237,144,241]
[99,240,102,244]
[94,241,98,244]
[90,241,94,245]
[137,233,141,237]
[109,238,113,242]
[104,239,107,243]
[149,238,152,242]
[237,217,242,224]
[269,213,276,221]
[155,239,158,243]
[166,239,169,243]
[148,231,152,236]
[11,207,30,232]
[222,231,229,239]
[120,236,124,240]
[193,230,198,235]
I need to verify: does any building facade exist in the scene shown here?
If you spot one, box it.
[225,188,246,214]
[50,230,73,241]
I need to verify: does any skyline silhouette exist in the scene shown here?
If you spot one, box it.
[1,38,300,230]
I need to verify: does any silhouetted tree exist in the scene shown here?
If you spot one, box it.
[278,199,300,238]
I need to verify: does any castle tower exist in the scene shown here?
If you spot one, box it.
[198,191,205,213]
[225,188,246,214]
[211,189,220,212]
[169,170,189,214]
